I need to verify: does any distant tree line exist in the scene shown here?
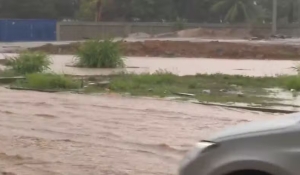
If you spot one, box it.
[0,0,299,24]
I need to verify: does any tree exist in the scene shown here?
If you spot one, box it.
[96,0,102,21]
[76,0,97,21]
[76,0,110,21]
[210,0,262,23]
[130,0,176,21]
[100,0,132,21]
[54,0,79,20]
[278,0,299,23]
[258,0,300,23]
[0,0,297,24]
[288,1,294,23]
[0,0,77,19]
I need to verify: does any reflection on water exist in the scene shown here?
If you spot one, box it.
[265,88,300,111]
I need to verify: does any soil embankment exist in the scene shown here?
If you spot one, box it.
[30,40,300,60]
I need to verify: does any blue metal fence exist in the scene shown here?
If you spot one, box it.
[0,19,57,42]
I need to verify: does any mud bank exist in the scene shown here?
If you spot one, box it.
[29,40,300,60]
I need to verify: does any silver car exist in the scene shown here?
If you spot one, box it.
[179,113,300,175]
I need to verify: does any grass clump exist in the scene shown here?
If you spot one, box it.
[6,51,51,74]
[284,75,300,91]
[108,70,177,94]
[76,39,124,68]
[85,72,300,104]
[16,73,81,90]
[0,69,21,77]
[108,73,267,96]
[172,17,187,31]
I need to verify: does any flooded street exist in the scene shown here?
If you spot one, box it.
[35,56,300,76]
[0,50,295,175]
[0,88,275,175]
[1,54,299,76]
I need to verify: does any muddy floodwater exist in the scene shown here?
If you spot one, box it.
[0,88,276,175]
[1,54,299,76]
[0,52,295,174]
[39,56,300,76]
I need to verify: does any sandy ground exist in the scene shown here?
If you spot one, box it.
[0,87,277,175]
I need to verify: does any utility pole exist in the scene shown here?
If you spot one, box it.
[272,0,277,35]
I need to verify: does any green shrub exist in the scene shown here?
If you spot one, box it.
[6,51,51,74]
[0,69,20,77]
[284,75,300,91]
[172,17,187,31]
[109,70,177,91]
[291,64,300,75]
[76,39,124,68]
[132,70,177,85]
[17,73,81,90]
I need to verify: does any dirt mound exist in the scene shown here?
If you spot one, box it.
[176,28,253,39]
[128,32,152,39]
[124,40,300,59]
[30,40,300,60]
[34,43,81,55]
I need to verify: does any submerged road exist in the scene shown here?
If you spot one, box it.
[0,88,275,175]
[0,54,299,77]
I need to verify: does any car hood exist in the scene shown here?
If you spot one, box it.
[210,113,300,141]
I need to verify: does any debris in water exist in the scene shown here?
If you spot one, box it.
[202,90,211,94]
[173,92,196,97]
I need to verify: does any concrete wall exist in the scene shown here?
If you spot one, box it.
[57,22,198,41]
[57,22,300,41]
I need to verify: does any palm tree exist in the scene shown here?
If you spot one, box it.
[211,0,261,23]
[95,0,115,21]
[76,0,107,21]
[95,0,102,21]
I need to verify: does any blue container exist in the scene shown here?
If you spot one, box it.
[0,19,57,42]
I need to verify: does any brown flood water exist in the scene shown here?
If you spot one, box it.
[0,88,276,175]
[1,54,299,76]
[50,55,299,77]
[0,53,290,175]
